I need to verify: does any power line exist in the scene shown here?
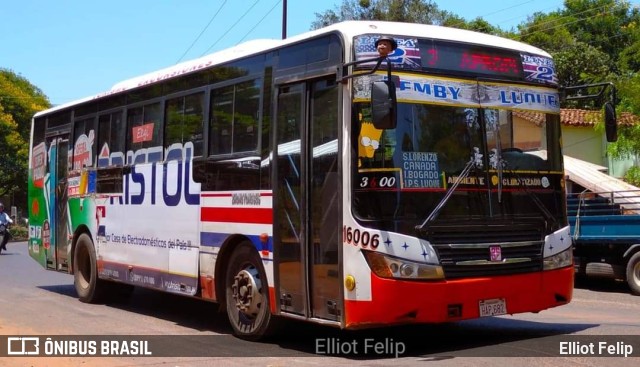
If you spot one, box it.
[477,0,535,19]
[518,8,615,41]
[493,3,563,30]
[236,0,282,44]
[200,0,261,57]
[517,2,614,38]
[175,0,228,64]
[444,0,539,29]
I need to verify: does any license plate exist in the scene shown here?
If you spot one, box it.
[479,298,507,317]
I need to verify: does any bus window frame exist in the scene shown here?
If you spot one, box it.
[71,114,98,171]
[163,88,207,159]
[124,96,165,165]
[96,108,126,168]
[208,75,264,159]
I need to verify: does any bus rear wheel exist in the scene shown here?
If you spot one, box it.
[225,242,275,340]
[627,252,640,296]
[74,233,105,303]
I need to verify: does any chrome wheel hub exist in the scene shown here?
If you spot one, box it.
[232,267,263,316]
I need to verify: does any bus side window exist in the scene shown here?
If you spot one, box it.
[97,111,125,168]
[210,85,234,155]
[209,79,261,156]
[72,116,96,170]
[233,80,260,153]
[165,92,204,158]
[126,102,163,164]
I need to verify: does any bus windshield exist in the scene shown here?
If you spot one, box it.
[353,101,563,234]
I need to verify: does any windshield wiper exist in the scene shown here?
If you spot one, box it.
[416,158,476,232]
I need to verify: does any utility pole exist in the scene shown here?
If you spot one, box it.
[282,0,287,39]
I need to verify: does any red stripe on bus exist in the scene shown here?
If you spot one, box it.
[201,207,273,224]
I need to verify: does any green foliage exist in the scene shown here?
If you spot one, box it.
[9,225,28,241]
[518,11,575,52]
[615,73,640,114]
[0,69,50,138]
[463,18,503,35]
[0,69,51,203]
[606,124,640,160]
[311,0,468,30]
[608,74,640,165]
[618,32,640,73]
[553,42,612,87]
[562,0,638,69]
[623,166,640,186]
[517,1,640,83]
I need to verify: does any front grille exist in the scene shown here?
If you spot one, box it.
[432,241,543,278]
[424,221,545,279]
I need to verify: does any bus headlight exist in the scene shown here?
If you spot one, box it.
[363,250,444,280]
[543,248,573,271]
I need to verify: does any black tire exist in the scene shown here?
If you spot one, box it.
[626,252,640,296]
[225,242,276,340]
[73,233,105,303]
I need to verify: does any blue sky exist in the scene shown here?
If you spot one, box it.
[1,0,571,106]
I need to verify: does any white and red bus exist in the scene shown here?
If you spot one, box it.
[28,21,574,340]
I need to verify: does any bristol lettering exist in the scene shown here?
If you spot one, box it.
[111,143,200,206]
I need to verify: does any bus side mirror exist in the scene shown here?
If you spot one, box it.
[604,101,617,142]
[371,80,397,129]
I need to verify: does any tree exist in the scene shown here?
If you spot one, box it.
[311,0,460,30]
[553,41,613,87]
[517,11,576,52]
[562,0,639,71]
[618,24,640,73]
[518,0,640,86]
[606,73,640,176]
[0,69,50,207]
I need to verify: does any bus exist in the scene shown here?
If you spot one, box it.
[29,20,576,340]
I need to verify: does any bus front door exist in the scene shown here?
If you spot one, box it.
[45,135,70,271]
[274,79,342,322]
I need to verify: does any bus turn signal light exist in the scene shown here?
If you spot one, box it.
[362,250,444,280]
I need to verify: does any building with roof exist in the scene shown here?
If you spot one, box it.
[514,108,638,179]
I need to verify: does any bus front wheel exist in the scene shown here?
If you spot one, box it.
[74,233,105,303]
[225,242,275,340]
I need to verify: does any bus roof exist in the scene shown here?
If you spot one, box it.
[36,20,550,117]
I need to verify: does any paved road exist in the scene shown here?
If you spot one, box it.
[0,241,639,366]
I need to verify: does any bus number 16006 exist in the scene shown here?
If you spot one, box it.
[343,226,379,249]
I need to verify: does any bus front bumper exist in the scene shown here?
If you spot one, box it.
[344,266,573,328]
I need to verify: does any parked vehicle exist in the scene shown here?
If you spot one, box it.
[568,190,640,295]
